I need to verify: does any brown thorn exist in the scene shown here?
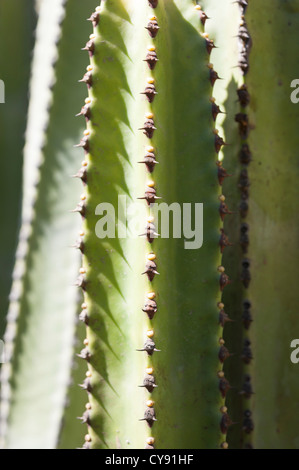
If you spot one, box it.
[79,378,92,392]
[74,136,89,152]
[219,309,233,327]
[219,345,232,363]
[219,228,233,253]
[138,374,158,392]
[241,258,251,288]
[72,167,87,185]
[241,339,253,364]
[209,68,222,86]
[70,202,86,218]
[142,300,158,320]
[219,201,233,221]
[137,187,161,206]
[136,338,160,355]
[243,410,254,434]
[79,309,89,325]
[142,260,160,281]
[205,38,217,55]
[148,0,158,8]
[141,85,158,103]
[240,374,254,399]
[145,20,160,38]
[139,119,157,139]
[87,11,100,27]
[233,0,248,13]
[76,104,91,121]
[199,11,209,26]
[237,84,250,107]
[75,275,87,291]
[220,413,234,434]
[139,407,157,428]
[77,347,91,361]
[219,272,232,291]
[82,39,95,57]
[211,102,225,121]
[239,143,252,165]
[235,112,249,139]
[217,162,232,185]
[242,299,252,330]
[144,51,158,70]
[239,194,249,218]
[214,135,226,154]
[238,168,250,198]
[240,223,249,254]
[138,152,159,173]
[219,376,231,398]
[79,71,93,88]
[78,410,91,426]
[139,222,160,243]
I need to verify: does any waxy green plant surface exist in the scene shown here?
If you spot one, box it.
[1,0,299,450]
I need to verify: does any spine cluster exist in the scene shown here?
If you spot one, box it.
[137,2,160,451]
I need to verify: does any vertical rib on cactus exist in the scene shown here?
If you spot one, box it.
[244,0,299,449]
[0,0,100,449]
[79,0,228,449]
[201,0,299,449]
[200,0,244,448]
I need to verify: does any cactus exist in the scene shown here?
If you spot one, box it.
[0,0,99,449]
[222,0,299,449]
[74,0,233,450]
[1,0,299,450]
[236,0,299,449]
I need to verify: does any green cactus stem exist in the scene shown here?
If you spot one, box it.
[220,0,299,449]
[2,0,299,450]
[244,0,299,449]
[0,0,99,449]
[0,0,36,337]
[77,0,232,449]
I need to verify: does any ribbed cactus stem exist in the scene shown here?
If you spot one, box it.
[75,0,234,449]
[0,0,35,336]
[0,0,67,447]
[244,0,299,449]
